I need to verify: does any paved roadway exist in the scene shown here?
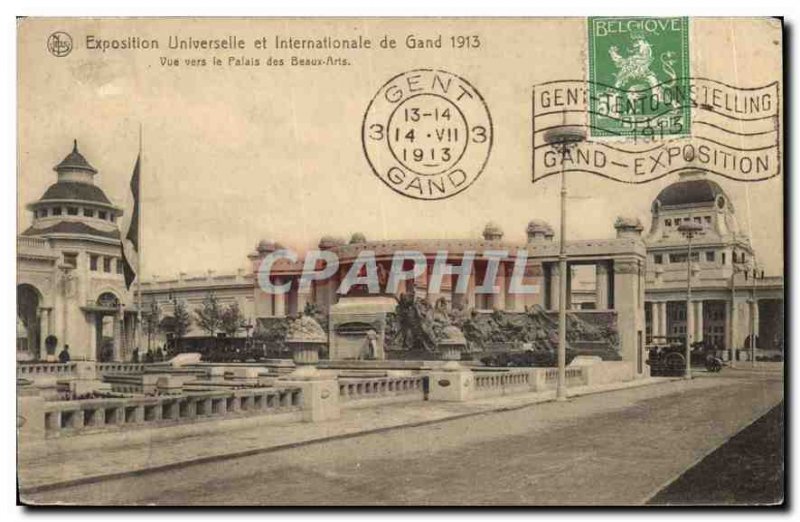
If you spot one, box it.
[27,368,782,506]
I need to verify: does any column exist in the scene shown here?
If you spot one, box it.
[413,264,428,300]
[595,262,609,310]
[112,310,123,362]
[649,302,657,338]
[88,313,97,361]
[297,289,310,316]
[549,264,560,311]
[39,308,51,359]
[491,263,506,311]
[465,270,477,310]
[753,299,760,338]
[660,302,668,339]
[328,273,340,307]
[507,261,523,311]
[426,264,443,305]
[613,258,645,367]
[724,299,733,359]
[651,303,660,338]
[695,301,704,344]
[273,278,286,317]
[312,279,328,311]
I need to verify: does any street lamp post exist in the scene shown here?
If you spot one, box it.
[729,259,747,368]
[677,220,703,380]
[543,122,586,401]
[730,263,739,368]
[169,289,178,354]
[747,264,764,367]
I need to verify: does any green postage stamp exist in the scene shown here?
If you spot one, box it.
[588,17,691,138]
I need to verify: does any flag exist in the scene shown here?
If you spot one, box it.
[121,155,140,289]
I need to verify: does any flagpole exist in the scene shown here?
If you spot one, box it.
[136,123,143,360]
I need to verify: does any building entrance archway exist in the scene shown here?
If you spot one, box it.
[93,291,122,361]
[17,284,42,360]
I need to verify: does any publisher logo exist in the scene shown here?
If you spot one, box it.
[47,32,73,57]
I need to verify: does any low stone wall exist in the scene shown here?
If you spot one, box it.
[583,361,634,387]
[18,362,155,385]
[17,358,637,446]
[541,366,589,389]
[338,376,425,408]
[468,366,589,399]
[96,363,145,375]
[429,365,593,402]
[17,363,77,383]
[472,370,533,398]
[35,386,303,439]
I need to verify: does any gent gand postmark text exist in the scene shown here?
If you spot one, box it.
[362,69,493,200]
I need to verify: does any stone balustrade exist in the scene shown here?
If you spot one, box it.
[18,362,166,384]
[474,366,587,396]
[475,370,532,392]
[17,363,77,380]
[96,363,145,375]
[338,376,425,407]
[39,386,303,438]
[17,236,51,249]
[18,358,633,446]
[429,365,592,401]
[542,367,588,387]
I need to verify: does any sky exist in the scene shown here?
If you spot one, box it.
[17,18,784,279]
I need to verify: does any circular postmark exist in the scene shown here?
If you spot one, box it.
[362,69,493,200]
[47,31,73,57]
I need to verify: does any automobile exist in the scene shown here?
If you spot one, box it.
[646,336,724,376]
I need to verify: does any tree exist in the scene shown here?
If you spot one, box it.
[161,299,192,353]
[221,302,245,337]
[143,300,162,352]
[194,292,222,337]
[253,318,290,357]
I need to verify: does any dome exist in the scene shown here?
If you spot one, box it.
[53,140,97,174]
[256,239,278,253]
[28,140,120,215]
[526,220,554,236]
[437,325,467,346]
[22,221,120,239]
[655,179,726,207]
[318,235,346,250]
[614,216,644,231]
[482,222,504,240]
[349,232,367,244]
[286,315,327,344]
[39,181,112,205]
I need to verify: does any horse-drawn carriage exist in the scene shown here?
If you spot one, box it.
[646,335,724,376]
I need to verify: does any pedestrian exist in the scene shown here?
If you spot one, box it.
[58,344,71,363]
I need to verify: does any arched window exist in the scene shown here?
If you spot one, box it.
[96,292,120,308]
